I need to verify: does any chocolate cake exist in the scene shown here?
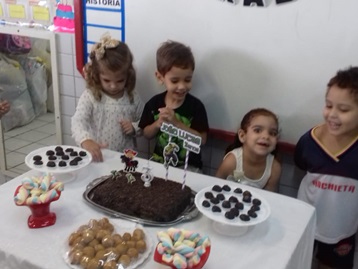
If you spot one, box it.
[88,171,193,222]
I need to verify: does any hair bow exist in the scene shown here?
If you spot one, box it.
[91,33,120,60]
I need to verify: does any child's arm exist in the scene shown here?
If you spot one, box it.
[215,153,236,179]
[0,100,10,118]
[142,118,163,139]
[120,93,144,136]
[264,158,281,192]
[81,140,107,162]
[71,92,94,144]
[71,91,106,162]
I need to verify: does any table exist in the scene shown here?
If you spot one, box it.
[0,149,316,269]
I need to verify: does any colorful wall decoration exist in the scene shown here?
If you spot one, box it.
[0,0,74,32]
[53,0,74,33]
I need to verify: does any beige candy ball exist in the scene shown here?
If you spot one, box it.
[69,249,83,265]
[102,234,114,248]
[81,230,95,244]
[118,254,131,267]
[136,240,147,253]
[116,243,128,256]
[96,229,110,241]
[80,255,90,268]
[122,232,131,242]
[132,228,145,241]
[68,232,81,246]
[103,260,117,269]
[127,247,138,259]
[87,258,102,269]
[112,233,123,245]
[82,246,95,258]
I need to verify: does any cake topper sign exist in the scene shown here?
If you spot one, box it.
[160,122,202,190]
[160,123,202,154]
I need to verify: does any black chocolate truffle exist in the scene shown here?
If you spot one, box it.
[46,161,56,167]
[216,193,225,201]
[202,200,211,208]
[230,208,240,217]
[210,197,220,205]
[73,157,83,162]
[34,160,43,166]
[243,195,251,203]
[211,206,221,213]
[65,148,73,152]
[252,198,261,206]
[33,155,42,161]
[225,211,235,220]
[239,214,250,221]
[212,185,222,192]
[222,200,231,209]
[56,150,64,156]
[228,196,239,204]
[55,146,63,152]
[243,190,252,197]
[79,151,87,157]
[248,210,257,218]
[204,192,214,199]
[235,202,244,210]
[234,188,243,194]
[59,161,67,167]
[46,150,55,156]
[48,155,57,161]
[222,185,231,192]
[70,151,78,157]
[61,155,70,160]
[69,160,78,166]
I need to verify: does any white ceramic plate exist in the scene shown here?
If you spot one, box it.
[63,222,153,269]
[195,183,271,227]
[25,145,92,174]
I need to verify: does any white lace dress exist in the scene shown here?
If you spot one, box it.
[71,90,143,152]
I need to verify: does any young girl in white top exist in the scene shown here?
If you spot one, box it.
[71,34,143,162]
[216,108,281,192]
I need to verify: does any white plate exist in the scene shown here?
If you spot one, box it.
[25,145,92,174]
[195,183,271,228]
[63,222,153,269]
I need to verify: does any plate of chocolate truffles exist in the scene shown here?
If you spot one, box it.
[195,183,271,236]
[25,145,92,175]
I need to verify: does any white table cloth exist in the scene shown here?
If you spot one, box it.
[0,149,316,269]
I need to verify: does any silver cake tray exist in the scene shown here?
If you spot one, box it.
[83,176,200,226]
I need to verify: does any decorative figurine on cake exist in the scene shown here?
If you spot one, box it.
[120,149,138,172]
[163,142,180,168]
[141,159,154,187]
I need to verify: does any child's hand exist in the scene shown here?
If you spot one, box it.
[158,107,178,125]
[81,139,107,162]
[0,100,10,117]
[119,119,135,135]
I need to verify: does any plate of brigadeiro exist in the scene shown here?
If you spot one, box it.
[25,145,92,175]
[195,182,271,236]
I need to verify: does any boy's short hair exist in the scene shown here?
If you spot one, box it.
[327,66,358,102]
[156,40,195,76]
